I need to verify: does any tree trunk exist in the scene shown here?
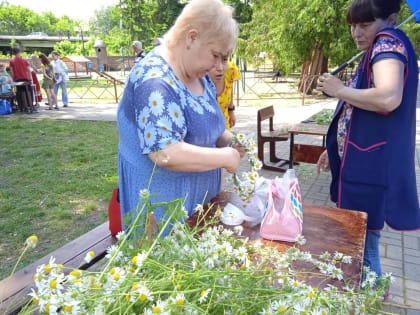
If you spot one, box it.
[298,43,328,95]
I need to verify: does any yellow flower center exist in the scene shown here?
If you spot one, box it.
[277,306,287,314]
[152,306,161,314]
[44,264,51,273]
[64,305,72,312]
[70,270,81,278]
[175,298,184,306]
[50,279,57,289]
[139,293,148,301]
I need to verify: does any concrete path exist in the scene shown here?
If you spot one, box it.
[20,91,420,314]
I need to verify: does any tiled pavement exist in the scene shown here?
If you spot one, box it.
[23,85,420,314]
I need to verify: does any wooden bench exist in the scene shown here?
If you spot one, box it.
[0,222,116,315]
[257,106,289,172]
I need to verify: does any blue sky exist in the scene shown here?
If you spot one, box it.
[9,0,119,21]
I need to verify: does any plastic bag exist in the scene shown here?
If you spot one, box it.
[260,169,303,242]
[0,99,12,115]
[225,177,269,226]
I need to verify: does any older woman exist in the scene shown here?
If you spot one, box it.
[317,0,420,280]
[117,0,241,233]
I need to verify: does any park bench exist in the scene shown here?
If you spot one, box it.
[0,222,116,315]
[253,69,280,81]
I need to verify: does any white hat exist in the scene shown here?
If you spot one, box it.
[132,41,142,49]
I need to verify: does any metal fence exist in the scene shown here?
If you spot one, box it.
[62,70,305,106]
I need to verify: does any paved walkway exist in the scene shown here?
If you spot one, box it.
[21,89,420,314]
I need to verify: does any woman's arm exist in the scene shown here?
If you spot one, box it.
[228,88,236,127]
[319,58,404,112]
[148,141,241,173]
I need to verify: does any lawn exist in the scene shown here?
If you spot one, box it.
[0,116,119,279]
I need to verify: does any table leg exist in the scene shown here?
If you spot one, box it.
[289,133,294,169]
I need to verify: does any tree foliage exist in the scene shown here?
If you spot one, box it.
[239,0,353,74]
[240,0,419,75]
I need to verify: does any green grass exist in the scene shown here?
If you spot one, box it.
[0,116,119,279]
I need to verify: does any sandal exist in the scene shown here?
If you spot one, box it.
[45,107,52,110]
[54,106,59,110]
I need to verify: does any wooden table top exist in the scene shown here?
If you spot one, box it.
[188,191,367,288]
[288,123,329,136]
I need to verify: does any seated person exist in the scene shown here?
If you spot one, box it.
[0,63,12,94]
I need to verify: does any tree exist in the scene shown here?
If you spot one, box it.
[399,4,420,54]
[241,1,420,94]
[240,0,354,93]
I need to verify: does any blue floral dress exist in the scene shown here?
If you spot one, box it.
[117,48,225,230]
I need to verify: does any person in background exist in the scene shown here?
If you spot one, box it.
[30,67,42,107]
[50,51,69,108]
[118,0,241,235]
[209,59,241,129]
[316,0,420,288]
[132,41,146,63]
[0,63,12,94]
[9,47,33,112]
[39,53,58,110]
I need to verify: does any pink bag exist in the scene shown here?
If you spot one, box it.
[260,169,303,242]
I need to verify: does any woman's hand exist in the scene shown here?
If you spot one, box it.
[316,73,345,98]
[316,150,330,174]
[231,142,245,158]
[224,147,241,173]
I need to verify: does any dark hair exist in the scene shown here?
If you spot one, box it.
[346,0,402,24]
[12,47,20,55]
[38,53,50,66]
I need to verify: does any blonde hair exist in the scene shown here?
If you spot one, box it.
[164,0,238,53]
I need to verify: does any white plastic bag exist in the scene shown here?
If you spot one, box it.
[225,177,270,226]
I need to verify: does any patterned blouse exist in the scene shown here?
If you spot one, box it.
[337,34,408,157]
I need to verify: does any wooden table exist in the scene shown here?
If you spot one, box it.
[189,191,367,288]
[2,191,366,314]
[288,123,329,168]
